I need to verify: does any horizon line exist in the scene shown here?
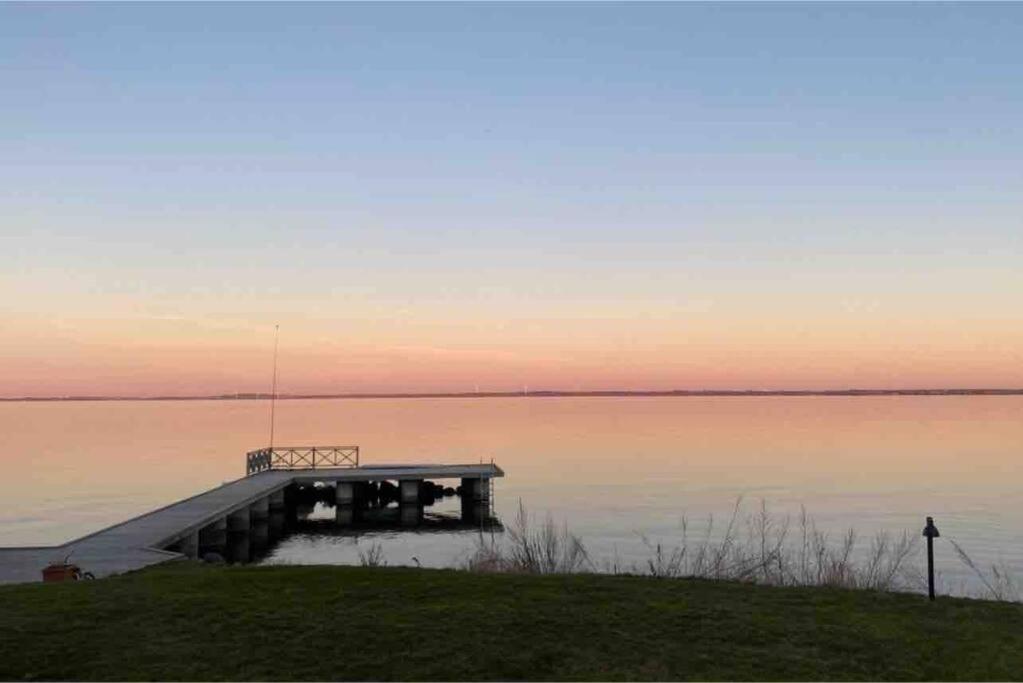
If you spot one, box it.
[3,388,1023,402]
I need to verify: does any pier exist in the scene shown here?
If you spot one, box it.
[0,447,503,584]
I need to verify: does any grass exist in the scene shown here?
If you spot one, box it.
[2,562,1022,681]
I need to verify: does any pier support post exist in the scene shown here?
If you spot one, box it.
[336,481,356,525]
[400,479,421,505]
[283,484,299,528]
[399,479,422,526]
[465,478,491,502]
[178,531,200,559]
[199,518,228,559]
[460,477,491,524]
[249,497,270,556]
[228,507,251,531]
[227,507,251,563]
[400,505,421,526]
[268,489,286,538]
[361,481,378,509]
[250,496,270,520]
[337,481,355,505]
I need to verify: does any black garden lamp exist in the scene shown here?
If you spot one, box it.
[922,516,940,601]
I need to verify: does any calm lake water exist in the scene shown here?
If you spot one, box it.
[1,397,1020,596]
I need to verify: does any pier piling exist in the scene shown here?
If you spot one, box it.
[179,531,200,560]
[249,497,270,554]
[199,518,228,559]
[399,480,422,526]
[268,489,286,537]
[460,477,491,523]
[227,508,251,563]
[336,481,356,525]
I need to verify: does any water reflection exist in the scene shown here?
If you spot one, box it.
[256,505,504,568]
[3,396,1021,592]
[245,485,503,567]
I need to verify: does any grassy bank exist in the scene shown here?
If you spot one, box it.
[2,563,1022,681]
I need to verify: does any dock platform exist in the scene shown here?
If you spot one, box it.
[0,448,503,585]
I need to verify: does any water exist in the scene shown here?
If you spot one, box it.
[1,396,1020,596]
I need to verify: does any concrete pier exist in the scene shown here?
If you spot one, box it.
[0,462,503,584]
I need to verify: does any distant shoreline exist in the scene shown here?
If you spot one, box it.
[3,388,1022,402]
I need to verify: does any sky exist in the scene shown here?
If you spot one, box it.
[2,3,1022,396]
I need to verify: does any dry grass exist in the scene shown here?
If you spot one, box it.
[630,499,920,592]
[468,498,923,594]
[465,501,590,574]
[357,541,386,567]
[949,538,1021,602]
[464,498,1021,603]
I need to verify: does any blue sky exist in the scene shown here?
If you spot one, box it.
[2,3,1022,394]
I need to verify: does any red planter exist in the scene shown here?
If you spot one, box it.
[42,564,79,582]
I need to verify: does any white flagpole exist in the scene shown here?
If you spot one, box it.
[268,324,279,449]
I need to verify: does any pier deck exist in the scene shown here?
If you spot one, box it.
[0,463,503,585]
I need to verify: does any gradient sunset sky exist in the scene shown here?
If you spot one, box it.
[3,4,1022,397]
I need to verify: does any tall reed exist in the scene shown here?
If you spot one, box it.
[357,542,386,567]
[466,498,922,594]
[465,501,590,574]
[948,539,1020,602]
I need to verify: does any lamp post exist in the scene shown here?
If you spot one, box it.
[922,516,940,601]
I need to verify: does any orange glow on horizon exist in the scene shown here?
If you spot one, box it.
[3,310,1022,397]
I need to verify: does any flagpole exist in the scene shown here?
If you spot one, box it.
[269,324,279,449]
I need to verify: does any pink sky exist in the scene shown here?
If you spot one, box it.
[4,307,1022,397]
